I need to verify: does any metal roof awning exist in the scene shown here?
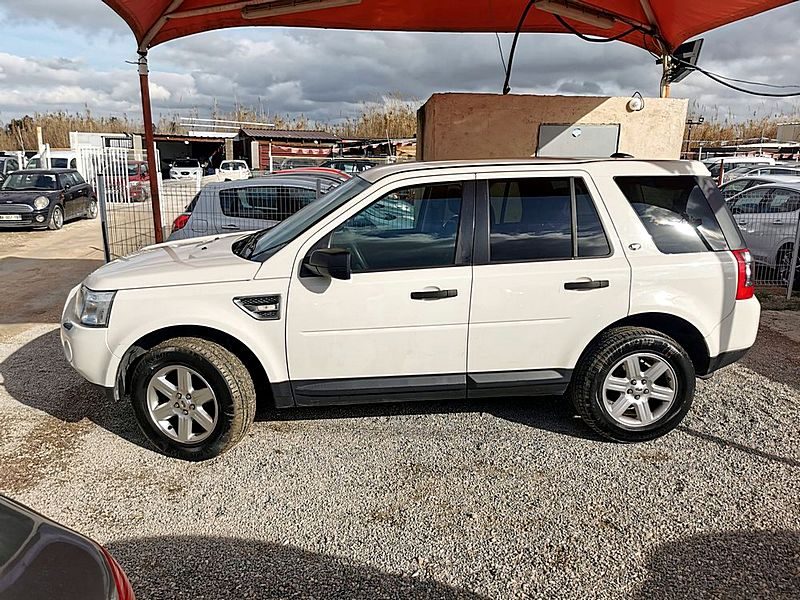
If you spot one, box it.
[103,0,795,53]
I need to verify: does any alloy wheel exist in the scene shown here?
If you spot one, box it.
[146,365,219,444]
[602,352,677,428]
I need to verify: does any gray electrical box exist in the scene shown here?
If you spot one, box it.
[537,124,621,158]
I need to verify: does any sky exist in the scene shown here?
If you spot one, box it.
[0,0,798,125]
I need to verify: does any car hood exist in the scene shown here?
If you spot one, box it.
[84,232,259,291]
[0,190,59,203]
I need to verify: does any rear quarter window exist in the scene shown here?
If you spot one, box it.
[615,175,744,254]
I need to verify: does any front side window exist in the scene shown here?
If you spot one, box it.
[328,182,463,272]
[615,176,730,254]
[488,177,610,262]
[731,187,772,214]
[764,189,800,213]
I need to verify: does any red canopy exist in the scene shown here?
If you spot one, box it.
[104,0,793,53]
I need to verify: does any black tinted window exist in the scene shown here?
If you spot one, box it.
[488,177,609,261]
[220,186,315,221]
[616,176,729,253]
[329,183,462,272]
[576,181,611,257]
[489,178,572,261]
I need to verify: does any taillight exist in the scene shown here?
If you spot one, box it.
[172,213,189,232]
[732,248,754,300]
[99,545,135,600]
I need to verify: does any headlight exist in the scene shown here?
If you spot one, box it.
[33,196,50,210]
[75,286,116,327]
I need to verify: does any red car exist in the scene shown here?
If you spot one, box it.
[0,494,134,600]
[127,160,151,202]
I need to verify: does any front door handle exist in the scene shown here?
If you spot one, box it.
[410,289,458,300]
[564,280,609,290]
[772,219,784,225]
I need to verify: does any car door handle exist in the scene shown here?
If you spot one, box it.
[410,289,457,300]
[220,224,240,230]
[564,280,609,290]
[772,220,784,225]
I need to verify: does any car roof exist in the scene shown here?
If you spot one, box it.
[358,158,710,183]
[724,175,800,184]
[204,176,319,191]
[15,168,77,174]
[733,182,800,195]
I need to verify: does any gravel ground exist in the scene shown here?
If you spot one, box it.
[0,222,798,599]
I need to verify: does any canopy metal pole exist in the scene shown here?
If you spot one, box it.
[659,54,671,98]
[138,51,164,244]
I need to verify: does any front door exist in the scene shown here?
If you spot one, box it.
[286,177,474,406]
[58,174,82,219]
[467,172,631,397]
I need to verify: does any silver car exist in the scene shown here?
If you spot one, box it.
[729,182,800,278]
[168,177,322,241]
[719,174,800,200]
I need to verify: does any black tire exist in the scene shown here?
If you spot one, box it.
[86,198,98,220]
[47,204,64,230]
[130,337,256,461]
[569,326,695,442]
[777,245,800,290]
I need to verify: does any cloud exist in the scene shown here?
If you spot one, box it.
[0,2,798,123]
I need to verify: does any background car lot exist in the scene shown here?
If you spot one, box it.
[0,219,798,599]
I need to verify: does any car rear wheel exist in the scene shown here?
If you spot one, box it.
[130,337,256,460]
[569,326,695,442]
[48,205,64,230]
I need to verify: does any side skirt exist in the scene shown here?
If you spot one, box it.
[279,369,573,408]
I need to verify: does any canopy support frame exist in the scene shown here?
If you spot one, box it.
[137,51,165,243]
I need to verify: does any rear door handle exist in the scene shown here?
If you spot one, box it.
[410,289,458,300]
[772,220,784,225]
[220,224,240,230]
[564,280,609,290]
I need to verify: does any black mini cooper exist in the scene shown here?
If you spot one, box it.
[0,169,97,230]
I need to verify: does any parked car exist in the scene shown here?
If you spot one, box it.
[167,177,322,241]
[0,155,21,183]
[26,150,79,171]
[62,159,759,460]
[0,169,97,230]
[702,156,774,180]
[127,160,151,201]
[218,160,252,181]
[169,158,202,180]
[732,165,800,178]
[320,158,378,173]
[0,494,135,600]
[277,157,321,170]
[719,174,800,200]
[729,182,800,284]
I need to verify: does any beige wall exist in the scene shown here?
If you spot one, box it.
[417,93,688,161]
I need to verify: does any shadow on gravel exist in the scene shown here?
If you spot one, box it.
[2,329,600,453]
[635,529,800,599]
[107,535,486,600]
[679,426,800,468]
[0,329,149,448]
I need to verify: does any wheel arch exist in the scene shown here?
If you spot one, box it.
[116,324,276,408]
[579,312,711,375]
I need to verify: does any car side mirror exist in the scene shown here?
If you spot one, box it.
[63,183,71,190]
[304,248,351,280]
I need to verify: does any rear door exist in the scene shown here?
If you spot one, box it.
[467,171,631,396]
[758,188,800,265]
[730,186,774,262]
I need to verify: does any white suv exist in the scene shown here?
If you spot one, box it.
[61,159,760,460]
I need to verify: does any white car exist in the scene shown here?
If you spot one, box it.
[729,182,800,281]
[218,160,252,181]
[169,159,203,180]
[61,159,760,460]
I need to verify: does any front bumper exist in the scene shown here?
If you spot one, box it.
[0,204,50,227]
[60,285,117,387]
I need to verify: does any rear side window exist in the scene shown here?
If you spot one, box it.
[615,176,740,253]
[220,186,315,220]
[488,177,610,262]
[764,189,800,213]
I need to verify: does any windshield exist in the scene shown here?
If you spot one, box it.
[236,175,371,261]
[2,172,57,190]
[173,160,199,168]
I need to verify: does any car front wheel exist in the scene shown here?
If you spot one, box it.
[48,205,64,230]
[130,337,256,460]
[569,326,695,442]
